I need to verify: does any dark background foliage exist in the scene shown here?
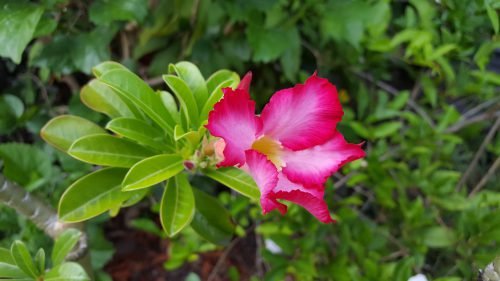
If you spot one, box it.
[0,0,499,280]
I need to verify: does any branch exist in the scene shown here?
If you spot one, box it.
[468,156,500,198]
[456,117,500,192]
[445,110,500,134]
[0,175,88,261]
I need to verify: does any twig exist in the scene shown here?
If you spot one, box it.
[146,76,164,87]
[445,110,500,133]
[352,70,436,128]
[462,97,500,119]
[469,157,500,197]
[120,31,130,61]
[456,117,500,192]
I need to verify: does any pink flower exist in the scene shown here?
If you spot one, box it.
[206,72,365,223]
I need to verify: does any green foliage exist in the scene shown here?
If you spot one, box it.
[0,231,89,280]
[1,0,499,280]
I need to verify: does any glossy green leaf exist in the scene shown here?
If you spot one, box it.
[423,227,457,248]
[159,91,180,124]
[160,173,195,237]
[34,249,45,276]
[191,189,235,246]
[204,168,260,200]
[205,70,240,96]
[200,71,240,122]
[52,229,82,266]
[68,134,154,168]
[45,262,89,281]
[99,69,176,133]
[11,241,38,278]
[58,168,132,222]
[485,0,499,34]
[41,115,106,152]
[163,75,200,127]
[0,247,28,278]
[106,117,171,151]
[169,61,208,110]
[92,61,128,78]
[81,79,137,119]
[122,154,184,191]
[0,94,24,134]
[0,2,43,63]
[173,125,202,147]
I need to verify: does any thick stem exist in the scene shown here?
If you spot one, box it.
[0,175,92,278]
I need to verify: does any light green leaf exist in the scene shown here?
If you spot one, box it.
[204,168,260,200]
[106,117,171,151]
[205,70,240,96]
[45,262,89,281]
[191,189,234,245]
[160,173,195,237]
[0,2,43,63]
[163,75,200,128]
[169,62,208,110]
[34,249,45,276]
[200,70,240,122]
[52,229,82,266]
[159,91,180,124]
[423,227,457,248]
[373,122,402,139]
[81,79,137,119]
[485,0,499,34]
[122,154,184,191]
[92,61,128,78]
[68,134,154,168]
[58,168,132,222]
[0,247,28,278]
[41,115,106,152]
[11,241,38,278]
[100,69,176,133]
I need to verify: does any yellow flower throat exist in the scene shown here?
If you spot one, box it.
[251,136,284,168]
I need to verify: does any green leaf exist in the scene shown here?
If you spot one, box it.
[11,241,38,278]
[0,94,24,134]
[52,229,82,266]
[41,115,106,152]
[163,75,200,128]
[0,143,52,188]
[247,25,300,62]
[58,168,132,222]
[0,247,28,278]
[205,70,240,96]
[81,80,138,119]
[160,173,195,237]
[204,168,260,200]
[423,227,457,248]
[92,61,128,78]
[169,62,209,110]
[485,0,499,34]
[122,154,184,191]
[159,91,180,124]
[106,117,171,151]
[99,69,176,133]
[68,134,154,168]
[45,262,89,281]
[191,189,235,246]
[372,122,402,139]
[34,249,45,276]
[0,2,43,63]
[89,0,148,25]
[200,70,240,122]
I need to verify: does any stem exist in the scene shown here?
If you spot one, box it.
[0,175,92,278]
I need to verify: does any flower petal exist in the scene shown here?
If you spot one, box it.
[282,131,365,188]
[244,150,286,214]
[237,72,253,92]
[273,174,334,223]
[206,88,262,167]
[260,74,343,150]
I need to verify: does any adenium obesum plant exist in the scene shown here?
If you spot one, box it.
[206,72,365,223]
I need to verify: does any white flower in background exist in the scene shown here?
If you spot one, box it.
[408,274,429,281]
[264,239,282,254]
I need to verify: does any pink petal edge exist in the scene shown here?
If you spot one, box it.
[260,73,344,151]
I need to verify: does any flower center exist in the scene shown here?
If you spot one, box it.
[251,136,284,168]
